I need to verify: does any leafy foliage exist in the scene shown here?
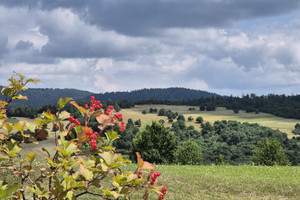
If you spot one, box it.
[131,121,177,164]
[0,73,167,200]
[252,138,290,166]
[176,140,202,165]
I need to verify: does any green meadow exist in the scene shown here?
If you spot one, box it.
[121,105,300,138]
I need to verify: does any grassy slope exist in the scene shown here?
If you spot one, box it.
[121,105,300,138]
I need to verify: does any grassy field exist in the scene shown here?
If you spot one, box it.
[76,164,300,200]
[1,107,300,199]
[121,105,300,138]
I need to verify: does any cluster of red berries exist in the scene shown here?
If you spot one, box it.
[114,113,122,120]
[120,121,125,131]
[105,105,114,115]
[85,96,103,111]
[68,116,80,125]
[85,131,98,150]
[159,186,167,200]
[150,171,161,185]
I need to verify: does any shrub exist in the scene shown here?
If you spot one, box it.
[252,138,289,166]
[0,72,167,200]
[131,121,177,164]
[176,140,202,165]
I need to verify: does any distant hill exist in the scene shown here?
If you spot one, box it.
[84,87,219,102]
[0,87,93,107]
[0,86,219,107]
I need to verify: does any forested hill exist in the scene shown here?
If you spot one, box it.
[82,88,219,102]
[0,87,93,107]
[0,86,218,107]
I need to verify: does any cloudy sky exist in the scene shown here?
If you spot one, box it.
[1,0,300,96]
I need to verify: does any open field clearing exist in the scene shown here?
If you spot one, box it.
[121,105,300,138]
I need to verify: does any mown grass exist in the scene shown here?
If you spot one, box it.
[121,105,300,138]
[76,164,300,200]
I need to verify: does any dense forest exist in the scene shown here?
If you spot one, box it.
[114,117,300,165]
[2,86,300,119]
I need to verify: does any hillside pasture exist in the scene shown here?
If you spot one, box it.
[121,105,299,138]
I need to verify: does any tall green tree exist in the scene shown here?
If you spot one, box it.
[131,121,177,164]
[252,138,289,166]
[176,140,202,165]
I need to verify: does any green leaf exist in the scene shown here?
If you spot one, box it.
[25,78,40,85]
[102,189,113,196]
[42,109,56,122]
[0,182,22,199]
[56,148,69,157]
[79,164,93,181]
[105,130,120,143]
[58,111,70,121]
[25,122,36,132]
[34,118,50,127]
[0,156,8,163]
[3,123,13,133]
[58,97,73,110]
[25,153,38,164]
[66,142,78,155]
[66,190,73,200]
[70,101,87,116]
[12,94,28,101]
[99,151,116,166]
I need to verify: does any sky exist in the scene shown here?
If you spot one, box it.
[1,0,300,96]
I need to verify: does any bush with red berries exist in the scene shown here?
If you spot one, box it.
[0,72,167,200]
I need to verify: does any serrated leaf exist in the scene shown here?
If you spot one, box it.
[34,118,50,127]
[0,182,22,199]
[70,101,87,116]
[66,142,78,155]
[66,190,73,200]
[25,122,36,132]
[56,148,69,157]
[14,121,25,132]
[25,153,38,164]
[0,156,8,163]
[113,175,127,185]
[136,152,155,170]
[3,123,13,133]
[25,78,40,85]
[58,111,70,121]
[12,94,28,101]
[71,182,86,189]
[105,130,120,143]
[99,151,116,166]
[58,97,73,110]
[76,126,91,144]
[42,109,56,122]
[90,110,102,117]
[80,164,93,181]
[102,189,113,196]
[96,115,114,126]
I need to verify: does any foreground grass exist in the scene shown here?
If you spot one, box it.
[129,164,300,200]
[121,105,300,138]
[75,164,300,200]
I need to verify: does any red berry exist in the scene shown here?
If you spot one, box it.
[91,96,95,100]
[108,105,114,110]
[159,194,164,199]
[163,191,166,195]
[93,135,97,140]
[150,181,154,185]
[138,175,141,178]
[68,116,74,121]
[99,103,103,108]
[89,135,94,139]
[138,171,143,175]
[163,187,167,192]
[151,176,156,181]
[96,105,100,109]
[94,132,98,136]
[84,104,88,108]
[121,121,125,125]
[92,104,96,107]
[106,110,111,115]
